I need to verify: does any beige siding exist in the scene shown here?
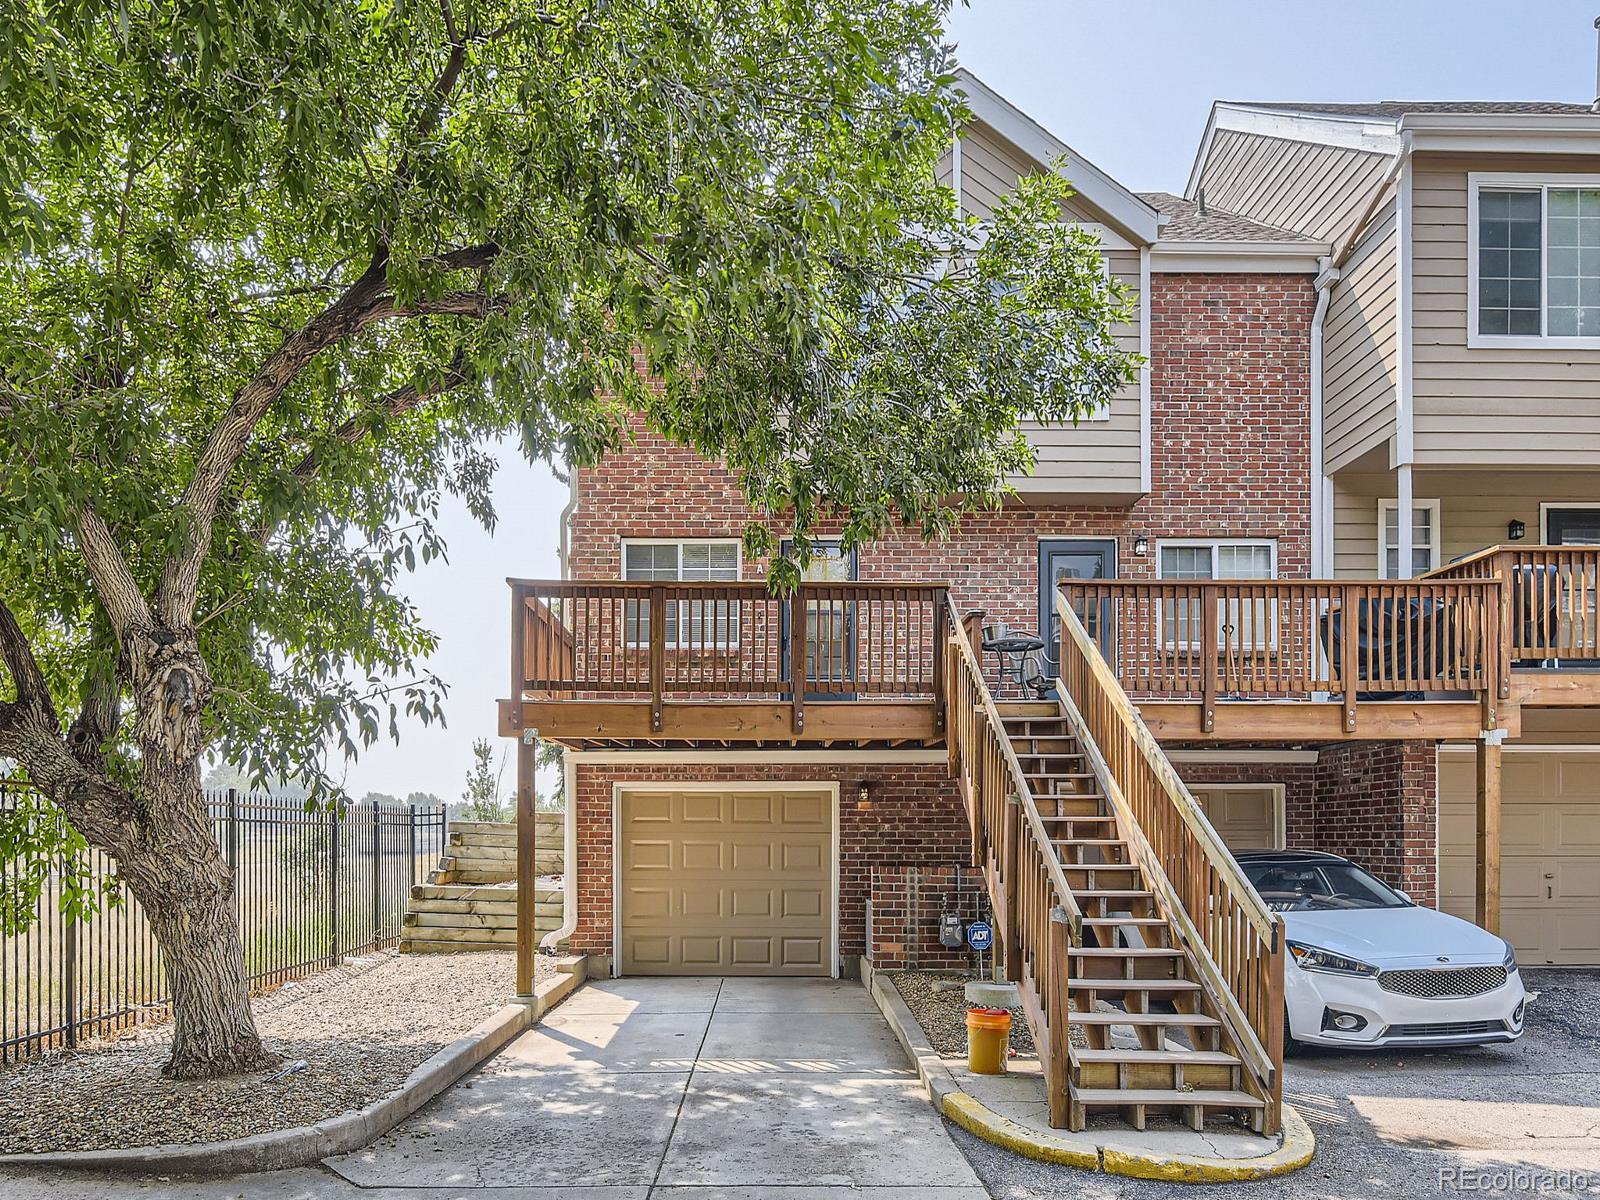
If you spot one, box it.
[1324,200,1398,472]
[1332,468,1600,576]
[936,121,1144,498]
[1198,128,1391,244]
[1412,152,1600,466]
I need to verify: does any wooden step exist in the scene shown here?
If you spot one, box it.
[1081,916,1168,928]
[1070,1087,1264,1110]
[1073,1048,1240,1066]
[997,702,1060,717]
[1068,977,1199,992]
[1073,889,1154,901]
[1069,947,1183,959]
[1070,1010,1220,1028]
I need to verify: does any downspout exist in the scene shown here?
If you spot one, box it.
[541,469,582,953]
[1310,257,1341,579]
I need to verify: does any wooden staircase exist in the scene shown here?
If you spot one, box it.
[944,595,1284,1136]
[1000,702,1266,1132]
[400,818,564,953]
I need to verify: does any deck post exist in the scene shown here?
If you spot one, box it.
[508,582,526,734]
[1046,907,1073,1130]
[515,728,539,997]
[648,586,665,733]
[1475,732,1503,935]
[932,595,948,734]
[790,588,807,735]
[1200,584,1218,733]
[1339,583,1359,733]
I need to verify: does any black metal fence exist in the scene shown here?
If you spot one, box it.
[0,782,447,1063]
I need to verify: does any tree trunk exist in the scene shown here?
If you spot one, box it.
[117,774,279,1079]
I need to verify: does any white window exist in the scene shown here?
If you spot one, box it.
[1157,540,1276,649]
[621,540,740,647]
[1470,174,1600,347]
[1377,501,1440,578]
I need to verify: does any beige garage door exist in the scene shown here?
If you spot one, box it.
[618,786,833,976]
[1189,785,1284,852]
[1440,751,1600,965]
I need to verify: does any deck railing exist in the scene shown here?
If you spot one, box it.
[510,579,948,732]
[1061,577,1503,732]
[1053,590,1284,1132]
[1428,545,1600,677]
[944,599,1082,1128]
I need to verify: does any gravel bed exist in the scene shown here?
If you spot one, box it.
[0,949,553,1154]
[891,970,1051,1059]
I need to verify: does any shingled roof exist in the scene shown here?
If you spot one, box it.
[1229,101,1598,119]
[1138,192,1323,245]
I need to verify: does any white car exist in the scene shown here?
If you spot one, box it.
[1235,851,1527,1050]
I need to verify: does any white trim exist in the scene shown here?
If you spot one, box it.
[568,749,947,765]
[1467,171,1600,350]
[1396,465,1413,579]
[1201,104,1405,158]
[1377,497,1441,578]
[1395,146,1415,468]
[1138,245,1152,493]
[1186,782,1287,852]
[954,68,1161,245]
[1149,247,1326,274]
[1539,502,1600,543]
[1070,221,1135,252]
[950,123,962,219]
[1310,258,1339,581]
[1165,749,1319,764]
[611,780,841,980]
[540,747,580,953]
[1439,743,1600,754]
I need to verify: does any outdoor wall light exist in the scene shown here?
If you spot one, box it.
[857,780,871,805]
[1508,519,1527,541]
[1133,535,1150,557]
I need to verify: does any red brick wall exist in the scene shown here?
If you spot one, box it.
[1312,741,1438,906]
[569,761,966,962]
[1174,758,1319,845]
[866,865,989,970]
[568,273,1316,639]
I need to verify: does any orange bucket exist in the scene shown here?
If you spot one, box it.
[966,1006,1011,1075]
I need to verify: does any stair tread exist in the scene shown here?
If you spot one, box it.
[1068,977,1199,991]
[1073,1048,1241,1066]
[1073,889,1154,898]
[1081,917,1167,927]
[1071,1087,1265,1108]
[1070,1010,1220,1026]
[1069,947,1183,957]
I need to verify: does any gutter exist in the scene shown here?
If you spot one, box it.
[1310,257,1341,579]
[541,468,582,953]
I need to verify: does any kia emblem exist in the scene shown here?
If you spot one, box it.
[1436,956,1450,963]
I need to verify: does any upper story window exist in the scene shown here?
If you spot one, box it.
[1471,175,1600,347]
[621,540,740,647]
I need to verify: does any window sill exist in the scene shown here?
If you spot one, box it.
[1466,332,1600,352]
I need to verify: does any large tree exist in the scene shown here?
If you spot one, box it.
[0,0,1136,1078]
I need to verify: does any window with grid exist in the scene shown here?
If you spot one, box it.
[1378,501,1440,578]
[1158,541,1276,649]
[1476,182,1600,340]
[622,541,740,647]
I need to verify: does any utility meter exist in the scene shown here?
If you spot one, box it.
[938,912,965,949]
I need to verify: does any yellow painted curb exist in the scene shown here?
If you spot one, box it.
[942,1093,1101,1170]
[942,1090,1315,1183]
[1101,1103,1316,1183]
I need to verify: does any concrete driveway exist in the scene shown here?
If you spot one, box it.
[325,974,985,1197]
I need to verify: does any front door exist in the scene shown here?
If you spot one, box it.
[780,542,858,698]
[1546,507,1600,544]
[1038,539,1117,671]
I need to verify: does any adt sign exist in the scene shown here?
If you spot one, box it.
[966,920,993,952]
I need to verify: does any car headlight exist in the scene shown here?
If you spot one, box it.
[1503,942,1518,973]
[1287,940,1378,977]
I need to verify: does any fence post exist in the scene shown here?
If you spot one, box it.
[62,856,78,1050]
[407,803,418,890]
[328,805,341,966]
[370,798,382,950]
[225,788,239,872]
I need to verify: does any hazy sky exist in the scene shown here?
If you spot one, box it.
[346,1,1600,803]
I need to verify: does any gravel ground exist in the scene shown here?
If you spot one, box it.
[0,949,553,1154]
[891,970,1049,1058]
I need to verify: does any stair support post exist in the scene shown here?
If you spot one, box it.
[1001,790,1022,985]
[515,729,539,997]
[1046,906,1074,1130]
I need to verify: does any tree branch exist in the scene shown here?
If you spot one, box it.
[0,595,57,730]
[76,507,154,638]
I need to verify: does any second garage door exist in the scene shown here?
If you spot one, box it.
[1440,750,1600,966]
[617,785,834,976]
[1189,785,1284,852]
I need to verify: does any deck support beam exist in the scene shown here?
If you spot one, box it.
[1475,731,1504,936]
[515,728,538,997]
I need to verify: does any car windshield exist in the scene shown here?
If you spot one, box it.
[1242,861,1410,912]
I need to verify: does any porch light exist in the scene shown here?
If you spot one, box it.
[1507,519,1526,541]
[858,780,871,805]
[1132,535,1150,557]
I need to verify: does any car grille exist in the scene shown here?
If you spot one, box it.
[1377,966,1507,998]
[1384,1019,1507,1039]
